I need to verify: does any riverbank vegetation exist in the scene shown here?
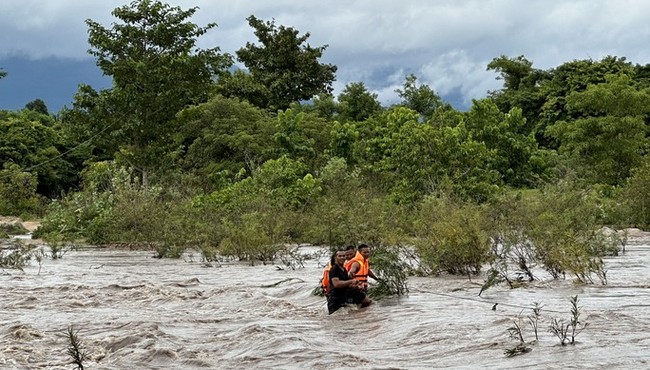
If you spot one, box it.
[2,1,648,295]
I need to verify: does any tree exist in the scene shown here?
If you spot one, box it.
[225,15,337,111]
[328,121,359,163]
[309,94,339,120]
[338,82,382,122]
[546,74,650,185]
[0,162,43,216]
[0,110,71,197]
[487,55,537,91]
[25,99,49,115]
[395,74,443,120]
[354,107,499,203]
[618,156,650,229]
[538,56,634,148]
[464,99,542,187]
[0,68,6,80]
[83,0,232,186]
[272,108,331,171]
[175,95,276,191]
[486,55,549,137]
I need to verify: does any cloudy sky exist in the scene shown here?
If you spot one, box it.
[2,0,650,112]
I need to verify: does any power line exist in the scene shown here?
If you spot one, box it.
[0,115,119,180]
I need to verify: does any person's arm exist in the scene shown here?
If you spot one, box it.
[330,266,359,289]
[348,261,360,278]
[331,277,359,289]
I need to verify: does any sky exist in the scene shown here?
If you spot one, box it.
[2,0,650,113]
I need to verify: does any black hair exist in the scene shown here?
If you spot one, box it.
[330,251,338,265]
[345,245,356,251]
[358,243,369,251]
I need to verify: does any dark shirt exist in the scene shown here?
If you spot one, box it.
[327,263,365,314]
[328,263,351,302]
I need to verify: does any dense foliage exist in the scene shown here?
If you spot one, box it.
[3,0,648,296]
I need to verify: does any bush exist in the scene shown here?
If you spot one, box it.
[0,239,33,270]
[34,161,127,242]
[218,195,298,264]
[366,245,410,298]
[414,195,492,276]
[0,163,44,217]
[616,157,650,230]
[303,157,411,248]
[484,185,620,290]
[37,161,199,258]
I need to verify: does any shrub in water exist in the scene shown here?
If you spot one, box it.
[415,195,492,276]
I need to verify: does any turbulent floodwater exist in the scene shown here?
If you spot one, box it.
[1,234,650,369]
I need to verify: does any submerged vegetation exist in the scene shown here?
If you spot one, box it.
[504,295,587,356]
[66,326,87,370]
[1,1,648,298]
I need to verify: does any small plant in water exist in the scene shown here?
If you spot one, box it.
[479,267,505,296]
[66,326,86,369]
[527,301,543,341]
[569,295,587,344]
[278,246,307,270]
[366,245,409,299]
[0,239,32,271]
[46,238,74,260]
[199,244,221,266]
[507,315,526,343]
[504,312,532,357]
[549,295,587,345]
[504,343,532,357]
[33,247,46,275]
[549,318,570,345]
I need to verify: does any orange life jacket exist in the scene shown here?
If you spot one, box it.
[320,262,332,296]
[346,251,369,288]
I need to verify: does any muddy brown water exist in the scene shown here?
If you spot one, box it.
[1,235,649,369]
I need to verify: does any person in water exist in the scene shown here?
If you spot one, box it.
[321,245,356,297]
[320,254,334,297]
[328,249,371,314]
[346,244,381,292]
[343,245,356,269]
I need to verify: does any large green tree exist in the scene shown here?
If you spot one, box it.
[464,99,543,187]
[273,108,331,171]
[538,56,634,148]
[83,0,232,186]
[395,74,443,120]
[24,99,49,115]
[175,95,276,191]
[487,55,549,137]
[546,74,650,185]
[0,162,42,216]
[338,82,382,122]
[219,15,337,111]
[354,107,499,203]
[0,110,71,197]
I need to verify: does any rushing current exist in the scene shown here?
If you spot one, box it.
[1,231,649,369]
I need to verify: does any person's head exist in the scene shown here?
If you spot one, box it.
[358,244,370,259]
[345,245,356,260]
[330,251,338,265]
[335,249,348,266]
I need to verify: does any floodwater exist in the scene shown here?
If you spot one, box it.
[1,232,649,369]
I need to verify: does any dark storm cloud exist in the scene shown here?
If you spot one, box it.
[3,0,650,109]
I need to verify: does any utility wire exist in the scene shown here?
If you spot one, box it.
[0,117,119,180]
[410,288,565,313]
